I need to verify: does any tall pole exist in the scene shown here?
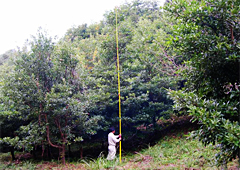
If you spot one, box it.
[115,7,122,163]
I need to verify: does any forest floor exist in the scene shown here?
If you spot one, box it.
[0,128,239,170]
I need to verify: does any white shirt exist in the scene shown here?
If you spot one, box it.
[108,132,120,146]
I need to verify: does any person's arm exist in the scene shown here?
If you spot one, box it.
[111,133,121,143]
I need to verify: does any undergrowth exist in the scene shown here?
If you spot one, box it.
[0,131,239,170]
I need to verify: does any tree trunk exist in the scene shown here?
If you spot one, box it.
[61,144,66,165]
[10,147,15,160]
[101,140,105,151]
[41,143,45,157]
[44,114,64,163]
[68,145,72,157]
[149,92,156,130]
[238,150,240,169]
[68,145,71,160]
[47,145,52,160]
[31,147,36,159]
[80,146,83,159]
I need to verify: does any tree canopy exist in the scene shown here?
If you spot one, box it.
[165,0,240,166]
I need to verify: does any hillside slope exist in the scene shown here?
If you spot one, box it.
[1,128,238,170]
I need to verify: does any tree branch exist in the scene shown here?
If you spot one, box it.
[44,114,62,149]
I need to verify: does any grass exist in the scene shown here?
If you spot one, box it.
[0,131,239,170]
[122,134,218,170]
[119,132,239,170]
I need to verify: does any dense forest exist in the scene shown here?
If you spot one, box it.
[0,0,239,169]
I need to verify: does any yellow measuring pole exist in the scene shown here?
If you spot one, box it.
[115,7,122,163]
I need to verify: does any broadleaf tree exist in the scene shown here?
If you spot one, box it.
[165,0,240,166]
[0,31,102,164]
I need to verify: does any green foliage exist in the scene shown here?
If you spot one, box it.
[64,22,105,42]
[47,1,181,142]
[0,137,19,148]
[0,49,16,66]
[168,90,240,165]
[139,135,218,169]
[3,131,238,169]
[165,0,240,98]
[80,153,121,170]
[1,0,218,165]
[0,30,102,164]
[104,0,160,26]
[165,0,240,166]
[80,0,181,138]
